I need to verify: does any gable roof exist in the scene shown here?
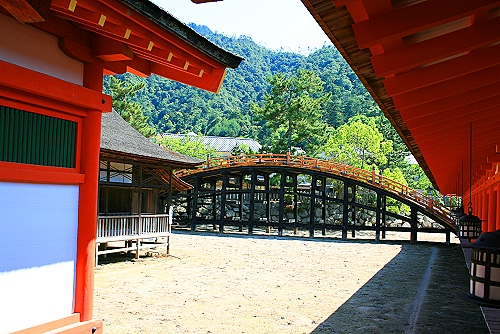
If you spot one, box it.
[1,0,243,93]
[161,133,262,153]
[101,111,202,168]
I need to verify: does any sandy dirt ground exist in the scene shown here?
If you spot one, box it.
[94,231,489,333]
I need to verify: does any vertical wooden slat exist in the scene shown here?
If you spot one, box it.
[0,107,77,167]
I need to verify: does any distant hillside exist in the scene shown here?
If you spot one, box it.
[105,24,381,144]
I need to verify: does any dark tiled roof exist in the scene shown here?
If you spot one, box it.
[101,111,202,167]
[162,133,262,153]
[119,0,243,69]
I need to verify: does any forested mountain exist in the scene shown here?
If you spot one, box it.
[105,24,379,142]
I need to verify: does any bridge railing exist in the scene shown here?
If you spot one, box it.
[176,153,454,227]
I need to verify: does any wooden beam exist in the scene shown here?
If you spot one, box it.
[150,63,225,93]
[0,59,112,111]
[407,111,499,137]
[384,43,500,96]
[399,81,500,120]
[352,0,500,49]
[92,35,133,61]
[405,106,500,135]
[487,155,500,163]
[371,16,500,77]
[392,65,500,109]
[0,0,46,22]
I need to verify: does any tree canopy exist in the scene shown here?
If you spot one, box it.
[324,116,393,170]
[105,76,156,138]
[251,69,331,154]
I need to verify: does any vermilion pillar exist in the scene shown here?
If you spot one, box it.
[482,190,489,233]
[496,185,500,231]
[74,63,105,321]
[488,187,496,232]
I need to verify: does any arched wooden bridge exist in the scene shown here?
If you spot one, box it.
[173,154,458,244]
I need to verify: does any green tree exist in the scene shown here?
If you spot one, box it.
[157,135,217,160]
[251,69,331,154]
[325,116,392,170]
[108,76,156,137]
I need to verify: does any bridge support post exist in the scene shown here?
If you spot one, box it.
[342,180,349,240]
[190,179,199,232]
[238,175,243,232]
[410,206,418,244]
[375,190,381,242]
[351,184,356,238]
[381,195,386,239]
[219,172,227,234]
[446,230,450,245]
[249,171,256,235]
[211,180,217,231]
[320,177,327,236]
[309,174,317,238]
[278,169,285,237]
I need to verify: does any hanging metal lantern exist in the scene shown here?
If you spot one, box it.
[463,230,500,308]
[458,203,482,241]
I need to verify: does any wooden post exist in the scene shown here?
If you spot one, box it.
[74,63,104,322]
[375,190,381,242]
[136,164,143,259]
[410,206,418,244]
[342,180,349,240]
[220,172,227,234]
[191,178,199,232]
[278,169,285,237]
[309,174,317,238]
[249,171,256,235]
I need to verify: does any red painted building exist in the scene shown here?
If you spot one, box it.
[0,0,241,332]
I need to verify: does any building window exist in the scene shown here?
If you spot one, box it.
[0,106,76,168]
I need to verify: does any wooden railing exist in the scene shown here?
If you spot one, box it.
[176,153,455,228]
[97,213,171,242]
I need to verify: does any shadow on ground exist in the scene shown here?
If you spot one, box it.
[311,244,489,334]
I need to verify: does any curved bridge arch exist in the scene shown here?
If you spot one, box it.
[174,154,457,243]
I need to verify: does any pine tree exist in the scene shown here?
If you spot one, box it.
[108,76,156,138]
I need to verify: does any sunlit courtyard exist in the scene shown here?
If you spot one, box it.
[94,232,487,334]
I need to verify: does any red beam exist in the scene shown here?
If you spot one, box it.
[406,107,500,136]
[371,16,500,77]
[0,0,46,22]
[151,63,226,93]
[352,0,500,49]
[384,43,500,96]
[399,81,500,120]
[392,65,500,109]
[402,97,500,124]
[487,155,500,163]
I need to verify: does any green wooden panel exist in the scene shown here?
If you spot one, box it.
[0,106,77,168]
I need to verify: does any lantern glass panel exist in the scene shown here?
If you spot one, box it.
[475,282,485,298]
[491,267,500,282]
[491,286,500,301]
[476,264,486,279]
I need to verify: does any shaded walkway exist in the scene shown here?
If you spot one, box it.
[312,243,488,333]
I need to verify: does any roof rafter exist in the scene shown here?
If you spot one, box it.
[353,0,500,49]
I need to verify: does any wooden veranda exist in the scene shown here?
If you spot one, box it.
[97,111,200,263]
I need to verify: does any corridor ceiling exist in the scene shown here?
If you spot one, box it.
[301,0,500,195]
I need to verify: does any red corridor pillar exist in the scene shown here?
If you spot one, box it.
[482,190,488,233]
[488,188,496,233]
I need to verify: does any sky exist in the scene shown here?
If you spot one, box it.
[151,0,331,55]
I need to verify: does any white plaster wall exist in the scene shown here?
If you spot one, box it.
[0,13,84,85]
[0,182,79,333]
